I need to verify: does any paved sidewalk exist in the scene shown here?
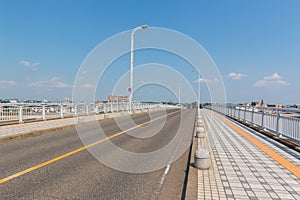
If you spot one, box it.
[195,109,300,200]
[197,135,226,199]
[0,112,127,142]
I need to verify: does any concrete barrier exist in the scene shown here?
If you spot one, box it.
[196,127,205,138]
[194,148,211,169]
[197,121,204,127]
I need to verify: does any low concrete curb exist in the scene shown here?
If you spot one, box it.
[185,134,198,200]
[0,124,75,143]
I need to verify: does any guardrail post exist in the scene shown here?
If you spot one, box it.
[244,106,246,122]
[18,105,23,123]
[42,105,46,120]
[74,104,78,116]
[238,107,241,120]
[233,107,235,118]
[86,104,89,115]
[60,104,64,119]
[276,111,281,137]
[95,105,99,114]
[251,108,254,126]
[261,110,265,130]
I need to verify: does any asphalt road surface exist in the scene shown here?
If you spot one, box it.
[0,109,196,200]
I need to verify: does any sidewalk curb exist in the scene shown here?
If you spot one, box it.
[184,136,198,200]
[184,112,198,200]
[0,124,75,143]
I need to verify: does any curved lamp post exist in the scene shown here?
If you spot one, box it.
[129,25,149,113]
[193,69,201,112]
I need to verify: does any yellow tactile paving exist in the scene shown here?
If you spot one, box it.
[212,110,300,179]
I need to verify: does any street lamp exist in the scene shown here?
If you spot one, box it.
[129,25,149,113]
[178,83,181,104]
[193,69,201,112]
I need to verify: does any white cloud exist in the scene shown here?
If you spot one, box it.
[253,80,267,87]
[28,81,45,87]
[227,72,246,80]
[0,80,17,88]
[275,80,290,86]
[81,83,96,89]
[50,77,60,82]
[254,73,290,87]
[196,78,219,83]
[28,77,72,89]
[51,81,70,88]
[19,60,40,71]
[264,72,281,80]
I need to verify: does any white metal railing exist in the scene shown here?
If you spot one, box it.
[208,104,300,143]
[0,102,180,124]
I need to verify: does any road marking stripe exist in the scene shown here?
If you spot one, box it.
[0,109,181,184]
[159,164,171,185]
[211,111,300,179]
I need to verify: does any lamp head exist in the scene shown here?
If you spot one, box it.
[140,25,149,29]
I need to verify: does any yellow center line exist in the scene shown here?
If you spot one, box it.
[0,109,181,184]
[211,110,300,179]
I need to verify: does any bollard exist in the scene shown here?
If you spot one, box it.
[197,119,203,123]
[197,120,204,127]
[196,127,205,138]
[194,148,211,169]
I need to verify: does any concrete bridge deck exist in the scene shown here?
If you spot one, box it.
[1,108,299,199]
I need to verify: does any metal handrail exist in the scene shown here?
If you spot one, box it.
[208,104,300,144]
[0,102,180,123]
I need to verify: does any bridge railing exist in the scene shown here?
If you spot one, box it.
[0,102,179,124]
[208,104,300,144]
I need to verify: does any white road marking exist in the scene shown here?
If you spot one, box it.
[159,164,171,185]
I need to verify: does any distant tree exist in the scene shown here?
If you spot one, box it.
[191,102,198,109]
[251,102,257,106]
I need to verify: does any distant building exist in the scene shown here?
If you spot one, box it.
[108,95,129,103]
[96,100,102,104]
[294,104,300,109]
[9,99,18,103]
[243,103,249,107]
[267,104,282,108]
[23,100,42,103]
[260,99,267,107]
[251,100,267,107]
[64,97,70,103]
[251,102,260,107]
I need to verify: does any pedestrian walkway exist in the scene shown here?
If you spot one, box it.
[196,109,300,200]
[0,112,126,142]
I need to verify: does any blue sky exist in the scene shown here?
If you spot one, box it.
[0,0,299,104]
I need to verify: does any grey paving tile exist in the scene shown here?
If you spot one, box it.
[198,110,300,200]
